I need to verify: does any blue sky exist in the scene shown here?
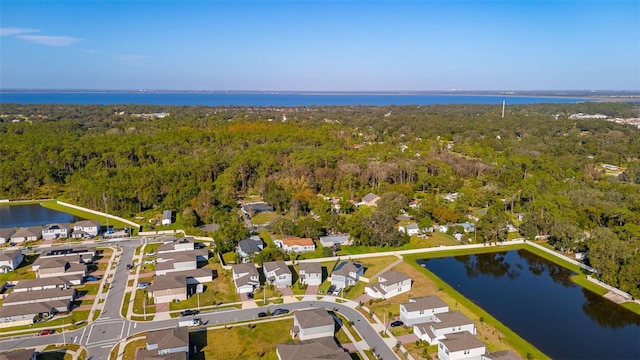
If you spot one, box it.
[1,1,638,90]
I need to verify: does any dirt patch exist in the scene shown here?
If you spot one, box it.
[604,291,628,304]
[138,272,155,278]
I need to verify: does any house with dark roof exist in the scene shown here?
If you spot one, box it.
[42,223,70,240]
[241,202,275,218]
[400,296,450,325]
[12,277,74,292]
[142,327,189,359]
[263,261,292,288]
[276,337,351,360]
[438,331,486,360]
[364,270,412,299]
[10,226,42,243]
[72,220,100,238]
[330,262,363,289]
[0,349,37,360]
[290,308,335,340]
[482,350,522,360]
[0,250,23,273]
[0,228,16,244]
[40,246,95,264]
[231,263,260,293]
[148,275,187,303]
[413,311,476,345]
[359,193,380,207]
[298,262,322,286]
[236,235,264,262]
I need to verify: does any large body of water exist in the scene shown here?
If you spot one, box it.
[419,250,640,360]
[0,204,81,228]
[0,92,593,106]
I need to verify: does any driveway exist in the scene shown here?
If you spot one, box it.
[305,285,319,295]
[279,287,293,296]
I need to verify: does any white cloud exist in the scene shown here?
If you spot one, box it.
[0,27,39,36]
[16,35,81,47]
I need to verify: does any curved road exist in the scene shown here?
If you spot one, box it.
[0,239,398,360]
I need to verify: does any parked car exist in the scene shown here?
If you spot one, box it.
[272,308,289,316]
[180,309,200,317]
[332,288,342,296]
[85,276,100,282]
[126,264,134,270]
[257,312,268,318]
[38,329,54,336]
[143,260,155,265]
[390,320,404,327]
[327,285,336,294]
[137,282,150,289]
[146,252,156,256]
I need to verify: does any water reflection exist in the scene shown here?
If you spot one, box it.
[454,251,519,279]
[517,249,576,288]
[581,288,640,329]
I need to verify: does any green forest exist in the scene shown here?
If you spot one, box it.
[1,101,639,297]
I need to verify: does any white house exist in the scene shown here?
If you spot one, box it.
[274,236,315,253]
[42,223,70,240]
[0,250,24,274]
[330,262,364,289]
[365,271,412,299]
[398,223,420,236]
[438,331,486,360]
[231,263,260,293]
[72,220,100,238]
[0,228,16,244]
[290,308,335,340]
[155,252,197,276]
[414,311,476,345]
[162,210,173,226]
[319,234,351,248]
[400,296,450,326]
[263,261,292,288]
[298,262,322,286]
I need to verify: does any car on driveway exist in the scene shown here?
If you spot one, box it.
[85,276,100,282]
[272,308,289,316]
[390,320,404,327]
[257,312,268,318]
[137,282,150,290]
[143,260,155,265]
[180,309,200,317]
[146,252,156,256]
[38,329,54,336]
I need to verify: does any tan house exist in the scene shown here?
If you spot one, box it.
[138,326,189,359]
[276,337,350,360]
[32,257,86,283]
[10,226,42,243]
[290,308,335,340]
[147,275,187,304]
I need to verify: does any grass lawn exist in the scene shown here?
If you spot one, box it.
[250,212,279,225]
[338,232,458,256]
[290,281,308,296]
[119,338,146,360]
[132,290,156,315]
[335,313,363,342]
[41,200,135,231]
[0,256,38,284]
[221,251,238,265]
[169,263,239,311]
[190,319,294,360]
[357,256,399,278]
[253,286,284,305]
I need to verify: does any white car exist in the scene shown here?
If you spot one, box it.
[137,282,150,290]
[143,260,155,265]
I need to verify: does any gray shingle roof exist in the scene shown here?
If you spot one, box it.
[440,331,485,352]
[295,308,335,329]
[432,311,473,329]
[299,262,321,275]
[146,326,189,350]
[401,296,448,312]
[276,337,351,360]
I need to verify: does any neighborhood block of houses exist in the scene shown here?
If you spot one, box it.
[0,219,103,246]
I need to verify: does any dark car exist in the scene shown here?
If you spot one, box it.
[126,264,134,270]
[38,329,54,336]
[272,308,289,316]
[85,276,100,282]
[390,320,404,327]
[257,312,268,318]
[180,309,200,317]
[327,285,336,294]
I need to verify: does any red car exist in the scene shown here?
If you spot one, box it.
[38,329,54,336]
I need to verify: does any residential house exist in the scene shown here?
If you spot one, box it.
[40,247,95,264]
[12,277,73,293]
[359,193,380,207]
[241,202,274,218]
[330,262,363,289]
[0,301,70,328]
[32,256,86,284]
[142,327,189,359]
[400,296,450,326]
[457,223,476,233]
[319,234,351,248]
[10,226,42,243]
[2,288,76,307]
[72,220,100,238]
[147,275,187,303]
[364,271,412,299]
[443,193,459,202]
[408,200,420,209]
[155,252,197,276]
[274,236,315,253]
[237,235,264,262]
[158,237,195,253]
[0,250,24,273]
[438,331,486,360]
[482,351,522,360]
[437,225,450,233]
[231,263,260,293]
[162,210,173,226]
[42,223,70,240]
[263,261,292,288]
[0,349,37,360]
[276,337,351,360]
[298,262,322,286]
[414,311,476,345]
[0,228,16,244]
[290,308,335,340]
[398,223,420,236]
